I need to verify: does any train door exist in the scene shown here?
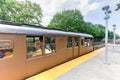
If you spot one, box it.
[73,37,79,58]
[67,37,74,60]
[80,37,85,55]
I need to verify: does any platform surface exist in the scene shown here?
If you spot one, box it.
[56,47,120,80]
[26,48,104,80]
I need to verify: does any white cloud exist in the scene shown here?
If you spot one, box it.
[79,0,99,15]
[17,0,100,26]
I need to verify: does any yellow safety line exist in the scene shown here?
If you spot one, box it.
[26,48,104,80]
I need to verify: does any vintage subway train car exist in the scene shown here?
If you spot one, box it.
[0,21,94,80]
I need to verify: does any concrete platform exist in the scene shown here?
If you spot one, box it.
[26,48,104,80]
[56,48,120,80]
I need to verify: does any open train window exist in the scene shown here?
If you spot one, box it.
[84,37,93,47]
[0,40,14,58]
[44,36,56,54]
[74,37,79,47]
[27,36,43,58]
[90,38,93,46]
[67,37,72,48]
[81,37,85,46]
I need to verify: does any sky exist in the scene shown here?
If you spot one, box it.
[18,0,120,35]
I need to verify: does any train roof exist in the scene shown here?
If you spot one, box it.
[0,21,93,37]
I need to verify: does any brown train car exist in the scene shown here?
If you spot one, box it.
[0,21,94,80]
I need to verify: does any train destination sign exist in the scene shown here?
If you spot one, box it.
[0,40,13,50]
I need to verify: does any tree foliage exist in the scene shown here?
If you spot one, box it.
[48,9,119,42]
[116,3,120,11]
[0,0,42,25]
[48,10,84,32]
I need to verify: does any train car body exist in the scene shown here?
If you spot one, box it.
[0,21,94,80]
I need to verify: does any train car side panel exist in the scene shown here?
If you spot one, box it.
[0,34,27,80]
[26,36,67,77]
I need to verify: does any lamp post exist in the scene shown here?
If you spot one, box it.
[113,24,116,45]
[102,5,111,64]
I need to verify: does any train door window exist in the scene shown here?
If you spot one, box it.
[27,36,43,58]
[0,40,14,58]
[44,36,56,54]
[67,37,72,48]
[81,39,84,46]
[81,37,84,46]
[74,37,79,47]
[84,38,88,46]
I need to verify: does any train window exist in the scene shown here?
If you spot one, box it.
[90,38,93,46]
[81,39,84,46]
[74,37,79,46]
[84,38,93,47]
[27,36,43,58]
[0,40,14,58]
[67,37,72,48]
[44,37,56,54]
[84,39,88,46]
[87,39,92,46]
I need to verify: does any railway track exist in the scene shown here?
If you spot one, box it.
[94,41,105,50]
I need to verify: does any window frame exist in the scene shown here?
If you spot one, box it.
[74,37,79,47]
[84,37,93,47]
[26,36,43,59]
[0,40,14,59]
[44,36,56,54]
[67,37,73,48]
[81,37,84,46]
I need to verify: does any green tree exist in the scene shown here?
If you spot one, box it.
[116,34,120,39]
[116,3,120,11]
[108,31,113,40]
[48,9,85,32]
[48,9,119,42]
[48,9,106,41]
[0,0,42,25]
[85,23,105,41]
